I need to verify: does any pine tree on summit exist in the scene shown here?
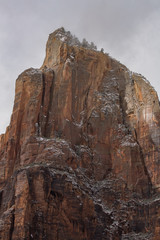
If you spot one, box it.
[82,38,89,48]
[90,41,97,50]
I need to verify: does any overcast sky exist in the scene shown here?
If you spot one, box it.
[0,0,160,133]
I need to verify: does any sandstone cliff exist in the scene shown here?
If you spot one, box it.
[0,27,160,239]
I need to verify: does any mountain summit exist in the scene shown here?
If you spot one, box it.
[0,28,160,239]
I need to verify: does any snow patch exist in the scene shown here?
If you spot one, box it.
[121,134,137,148]
[26,68,42,76]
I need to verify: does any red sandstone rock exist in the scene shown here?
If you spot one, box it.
[0,27,160,239]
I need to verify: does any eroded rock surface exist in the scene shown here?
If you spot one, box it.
[0,27,160,239]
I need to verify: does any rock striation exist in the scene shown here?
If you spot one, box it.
[0,27,160,239]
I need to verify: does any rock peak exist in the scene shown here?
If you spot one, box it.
[49,27,80,45]
[42,27,98,68]
[50,27,68,41]
[0,28,160,239]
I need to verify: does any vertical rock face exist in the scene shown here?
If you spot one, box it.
[0,27,160,239]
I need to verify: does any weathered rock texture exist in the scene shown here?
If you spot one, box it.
[0,27,160,239]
